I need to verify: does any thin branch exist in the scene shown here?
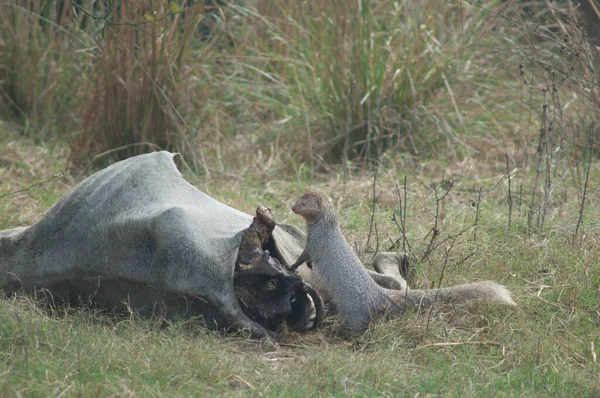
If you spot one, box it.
[366,162,379,253]
[0,174,64,199]
[416,341,505,350]
[575,122,594,236]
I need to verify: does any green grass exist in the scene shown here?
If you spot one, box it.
[1,124,600,396]
[1,0,600,395]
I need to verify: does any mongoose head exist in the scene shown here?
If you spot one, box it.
[292,191,336,223]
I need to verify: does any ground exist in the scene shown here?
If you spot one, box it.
[1,122,599,397]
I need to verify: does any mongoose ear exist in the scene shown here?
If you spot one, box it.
[325,195,334,209]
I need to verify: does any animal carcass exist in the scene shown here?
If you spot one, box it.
[0,151,324,338]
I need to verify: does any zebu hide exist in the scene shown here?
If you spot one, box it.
[0,151,323,338]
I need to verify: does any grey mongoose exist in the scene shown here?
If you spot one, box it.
[291,191,516,332]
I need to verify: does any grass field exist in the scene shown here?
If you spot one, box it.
[1,0,600,396]
[1,122,599,397]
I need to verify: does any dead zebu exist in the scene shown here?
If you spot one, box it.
[0,151,329,338]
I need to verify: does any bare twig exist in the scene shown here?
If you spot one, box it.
[574,123,594,237]
[421,175,455,262]
[416,341,505,350]
[425,231,476,333]
[402,176,409,252]
[228,375,256,390]
[527,83,540,235]
[0,174,64,199]
[366,162,379,253]
[505,152,513,232]
[473,186,483,242]
[536,335,541,366]
[391,177,412,253]
[540,88,553,230]
[518,182,523,220]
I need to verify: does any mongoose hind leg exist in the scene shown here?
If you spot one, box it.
[367,270,406,291]
[372,252,409,292]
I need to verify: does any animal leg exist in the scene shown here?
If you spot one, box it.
[372,252,409,292]
[290,249,311,270]
[210,288,276,339]
[367,270,406,291]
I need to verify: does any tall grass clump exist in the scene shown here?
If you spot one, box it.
[484,1,600,235]
[0,1,95,136]
[1,0,597,176]
[220,0,502,163]
[69,1,207,171]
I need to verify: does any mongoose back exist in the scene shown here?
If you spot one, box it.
[291,191,516,333]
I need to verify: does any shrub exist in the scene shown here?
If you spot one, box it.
[69,1,206,170]
[0,0,597,175]
[221,0,503,162]
[0,1,94,136]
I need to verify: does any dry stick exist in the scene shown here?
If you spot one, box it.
[421,183,441,263]
[342,120,351,188]
[421,177,454,263]
[550,72,565,182]
[402,176,409,252]
[392,177,412,252]
[423,244,453,334]
[229,375,255,390]
[424,233,476,333]
[416,341,505,350]
[505,152,513,232]
[536,335,541,366]
[421,224,474,268]
[389,214,407,252]
[535,89,547,230]
[541,88,553,230]
[366,162,379,253]
[75,142,164,176]
[391,183,403,251]
[0,174,65,199]
[526,82,540,235]
[373,223,379,259]
[473,187,483,242]
[518,63,529,170]
[574,123,594,237]
[518,182,524,220]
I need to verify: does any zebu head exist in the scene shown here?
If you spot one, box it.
[231,206,323,333]
[234,248,322,332]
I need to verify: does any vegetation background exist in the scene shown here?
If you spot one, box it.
[0,0,599,396]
